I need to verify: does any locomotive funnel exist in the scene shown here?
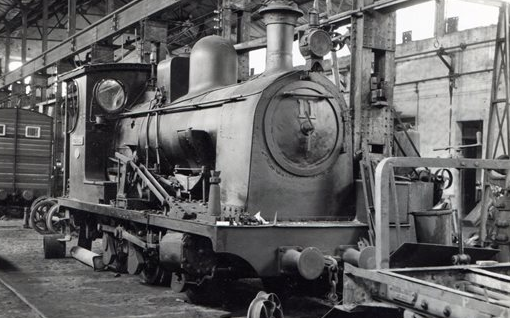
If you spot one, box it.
[259,0,303,74]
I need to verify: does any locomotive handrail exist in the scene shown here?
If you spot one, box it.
[282,91,334,99]
[374,157,510,269]
[119,94,249,118]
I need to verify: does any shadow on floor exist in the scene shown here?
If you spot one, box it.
[0,255,19,272]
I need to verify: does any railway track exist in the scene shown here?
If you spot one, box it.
[0,274,47,318]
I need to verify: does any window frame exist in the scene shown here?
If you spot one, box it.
[94,78,127,114]
[25,126,41,138]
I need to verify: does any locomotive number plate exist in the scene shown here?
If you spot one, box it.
[71,136,84,146]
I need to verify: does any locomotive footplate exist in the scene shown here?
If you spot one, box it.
[57,198,386,277]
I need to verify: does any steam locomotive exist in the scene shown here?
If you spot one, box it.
[42,0,434,302]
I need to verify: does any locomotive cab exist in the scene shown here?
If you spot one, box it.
[60,64,151,204]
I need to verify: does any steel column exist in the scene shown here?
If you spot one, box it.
[480,3,510,242]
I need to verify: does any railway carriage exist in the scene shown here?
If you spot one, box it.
[0,108,53,216]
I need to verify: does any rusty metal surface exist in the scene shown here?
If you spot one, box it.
[341,262,510,318]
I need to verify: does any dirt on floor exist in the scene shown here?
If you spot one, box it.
[0,219,234,318]
[0,219,342,318]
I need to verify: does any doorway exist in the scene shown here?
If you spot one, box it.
[460,120,483,215]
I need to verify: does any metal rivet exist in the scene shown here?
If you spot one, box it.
[443,306,451,317]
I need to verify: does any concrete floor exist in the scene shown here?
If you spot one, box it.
[0,219,237,318]
[0,219,339,318]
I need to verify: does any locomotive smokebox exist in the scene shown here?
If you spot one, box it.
[260,0,303,74]
[188,35,238,96]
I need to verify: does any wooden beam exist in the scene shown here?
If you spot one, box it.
[4,28,10,75]
[42,0,49,52]
[21,8,27,64]
[458,0,503,7]
[104,0,115,46]
[0,0,184,88]
[234,37,266,52]
[106,0,116,14]
[222,0,232,39]
[68,0,77,37]
[434,0,445,38]
[0,35,62,42]
[234,0,431,53]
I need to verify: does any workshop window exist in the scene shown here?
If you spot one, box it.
[0,124,5,136]
[396,1,434,44]
[25,126,41,138]
[445,0,498,31]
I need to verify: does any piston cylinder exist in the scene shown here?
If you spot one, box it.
[280,247,324,280]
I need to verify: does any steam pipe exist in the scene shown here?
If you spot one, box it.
[259,0,303,74]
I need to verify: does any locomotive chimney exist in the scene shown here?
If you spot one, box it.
[259,0,303,74]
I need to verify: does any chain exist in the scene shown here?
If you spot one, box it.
[325,256,339,303]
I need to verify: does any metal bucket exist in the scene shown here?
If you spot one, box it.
[411,209,453,245]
